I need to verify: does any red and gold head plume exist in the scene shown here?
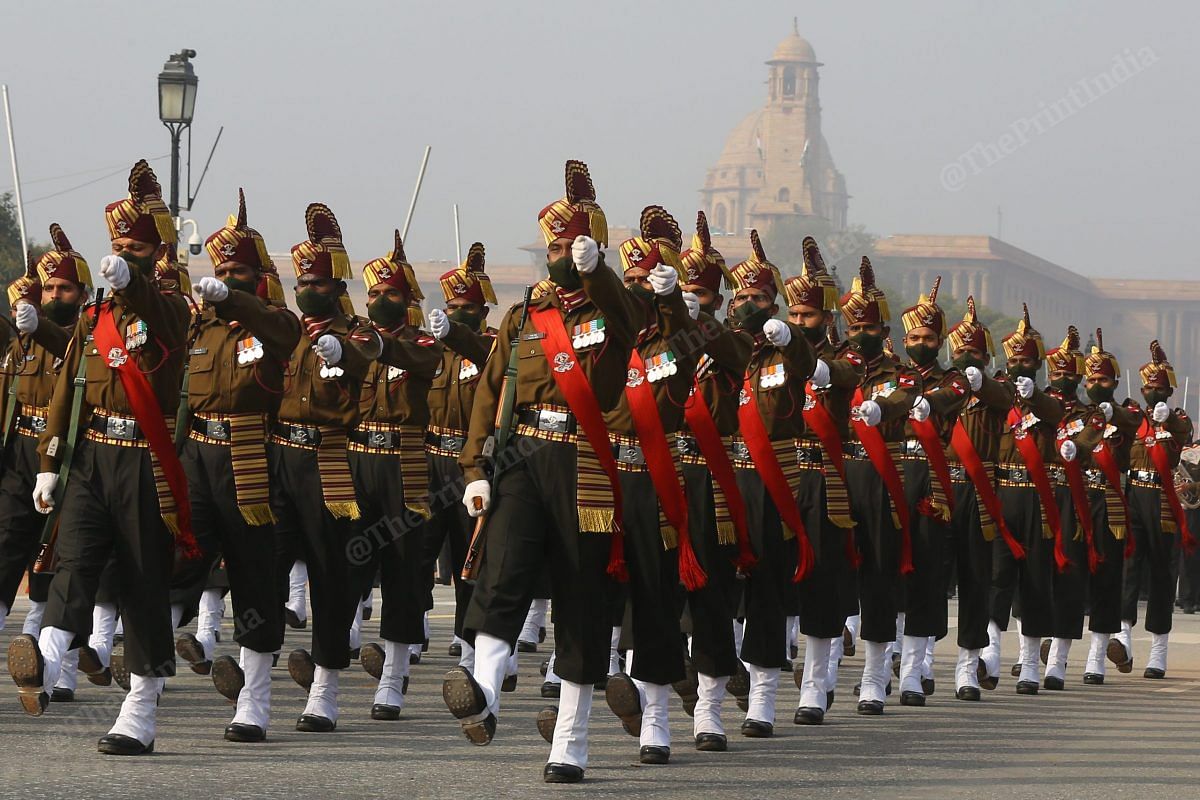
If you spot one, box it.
[783,236,839,312]
[104,159,175,246]
[901,275,947,336]
[537,159,607,246]
[1139,339,1177,389]
[679,210,731,293]
[1046,325,1084,376]
[1084,328,1119,380]
[35,223,92,293]
[205,188,273,273]
[838,255,890,324]
[946,296,993,356]
[729,229,784,300]
[363,229,424,326]
[618,205,683,277]
[439,242,497,306]
[1002,303,1045,361]
[7,251,42,309]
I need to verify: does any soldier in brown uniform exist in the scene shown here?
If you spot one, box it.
[444,161,640,783]
[423,243,498,671]
[8,161,193,755]
[781,237,859,725]
[836,259,916,715]
[722,231,816,737]
[273,203,381,732]
[1115,341,1194,678]
[167,189,301,741]
[346,231,442,720]
[896,278,970,706]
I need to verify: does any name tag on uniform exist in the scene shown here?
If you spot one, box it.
[125,320,148,351]
[387,366,407,382]
[459,358,479,380]
[189,347,208,356]
[760,363,786,388]
[646,351,677,383]
[522,332,547,341]
[870,380,897,400]
[571,318,605,349]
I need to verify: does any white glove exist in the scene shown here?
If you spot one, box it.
[810,358,831,389]
[99,254,131,290]
[194,276,230,304]
[571,235,599,274]
[33,472,57,514]
[681,291,700,320]
[428,308,451,339]
[1099,401,1113,422]
[14,302,38,334]
[1059,440,1077,462]
[965,366,983,392]
[851,399,882,427]
[911,396,931,422]
[463,479,490,517]
[1015,376,1034,399]
[1152,401,1170,423]
[647,264,678,296]
[313,334,343,365]
[763,318,791,347]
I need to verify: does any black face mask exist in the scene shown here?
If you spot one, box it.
[627,284,655,305]
[118,250,156,277]
[905,343,940,367]
[447,308,482,330]
[1085,384,1116,404]
[952,353,986,372]
[546,255,581,291]
[1142,388,1171,407]
[1050,377,1080,394]
[801,324,827,345]
[731,301,772,334]
[223,276,258,295]
[41,299,79,326]
[367,296,408,327]
[1007,363,1039,381]
[296,287,339,317]
[848,332,884,358]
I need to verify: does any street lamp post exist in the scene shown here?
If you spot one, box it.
[157,49,198,220]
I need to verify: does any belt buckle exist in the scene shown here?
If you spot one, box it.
[289,426,311,446]
[732,441,751,461]
[949,465,967,481]
[797,447,817,465]
[906,440,925,457]
[31,416,46,433]
[206,420,229,441]
[677,436,698,457]
[539,410,569,433]
[368,431,393,448]
[618,444,644,465]
[106,416,134,440]
[443,435,464,453]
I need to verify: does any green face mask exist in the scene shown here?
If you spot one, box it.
[367,296,408,327]
[905,343,940,367]
[1085,384,1115,404]
[952,353,986,372]
[1142,388,1171,407]
[546,255,581,291]
[731,301,772,334]
[801,324,827,345]
[699,299,718,316]
[627,284,655,305]
[41,299,79,326]
[296,287,338,317]
[1050,377,1080,394]
[1007,363,1039,381]
[848,332,884,358]
[223,276,258,295]
[118,250,156,277]
[447,308,482,330]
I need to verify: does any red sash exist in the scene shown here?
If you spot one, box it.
[951,420,1025,559]
[1059,439,1100,572]
[802,383,861,568]
[1138,417,1197,554]
[910,415,955,519]
[625,350,705,590]
[683,380,755,572]
[737,373,813,582]
[529,306,627,580]
[1091,441,1134,559]
[1006,406,1069,572]
[92,304,200,559]
[851,387,913,574]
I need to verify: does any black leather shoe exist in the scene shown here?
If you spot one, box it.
[740,719,773,738]
[605,673,642,737]
[640,745,670,764]
[857,699,884,715]
[921,677,935,696]
[359,643,384,680]
[1043,675,1065,691]
[448,641,462,657]
[541,681,561,698]
[7,634,48,716]
[175,634,212,675]
[287,649,315,691]
[371,704,400,721]
[97,734,153,755]
[536,706,557,743]
[1016,680,1039,695]
[900,691,926,707]
[77,645,112,687]
[781,659,793,673]
[794,706,824,725]
[409,651,421,665]
[296,714,336,732]
[224,722,266,742]
[539,659,549,677]
[1144,667,1165,679]
[349,648,360,661]
[211,656,245,703]
[51,687,75,702]
[539,626,547,643]
[1082,673,1104,685]
[284,608,306,629]
[826,690,835,709]
[695,732,727,751]
[517,640,537,653]
[543,763,584,783]
[501,674,518,693]
[461,713,496,745]
[955,686,981,701]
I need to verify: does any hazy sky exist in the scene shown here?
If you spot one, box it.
[2,1,1197,279]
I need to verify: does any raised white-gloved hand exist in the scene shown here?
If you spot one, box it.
[33,472,57,514]
[99,254,131,290]
[965,366,983,392]
[1015,376,1034,399]
[647,264,678,296]
[1099,401,1114,422]
[810,358,831,389]
[14,302,38,334]
[194,276,230,304]
[1152,401,1170,423]
[851,399,882,427]
[428,308,451,339]
[571,235,599,274]
[463,479,490,517]
[681,291,700,320]
[911,396,931,422]
[1059,440,1077,462]
[313,334,343,365]
[763,318,791,347]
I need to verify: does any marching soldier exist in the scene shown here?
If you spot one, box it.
[9,160,194,755]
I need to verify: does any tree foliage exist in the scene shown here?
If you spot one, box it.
[0,192,47,287]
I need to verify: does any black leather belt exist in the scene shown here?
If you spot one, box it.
[15,413,47,434]
[1130,469,1162,487]
[191,416,231,442]
[796,444,823,466]
[88,413,143,441]
[677,435,700,457]
[902,439,926,458]
[349,428,402,449]
[997,464,1031,483]
[425,431,465,454]
[273,422,322,447]
[844,442,869,460]
[516,407,576,434]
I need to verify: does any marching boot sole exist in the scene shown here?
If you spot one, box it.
[284,609,307,630]
[359,643,385,681]
[8,635,48,717]
[287,650,315,692]
[175,635,211,675]
[1107,639,1133,673]
[536,706,557,743]
[78,645,111,686]
[461,713,496,745]
[110,648,131,691]
[442,666,490,739]
[211,656,245,703]
[604,673,643,738]
[1039,639,1051,666]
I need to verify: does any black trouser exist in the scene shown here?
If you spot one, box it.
[990,484,1055,638]
[42,439,175,677]
[422,451,474,639]
[270,441,358,670]
[733,468,795,670]
[680,463,738,678]
[795,470,856,640]
[0,434,43,611]
[950,480,994,650]
[901,460,949,639]
[846,459,900,644]
[463,435,613,685]
[1121,484,1180,634]
[1087,487,1124,633]
[1051,484,1088,640]
[348,449,427,646]
[172,437,283,653]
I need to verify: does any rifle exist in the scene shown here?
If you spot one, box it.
[461,285,533,581]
